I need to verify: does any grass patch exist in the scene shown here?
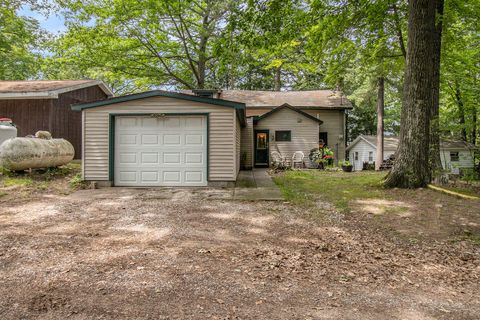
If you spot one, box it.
[1,177,34,187]
[273,170,386,212]
[0,162,82,194]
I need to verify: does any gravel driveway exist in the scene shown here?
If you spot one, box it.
[0,188,479,319]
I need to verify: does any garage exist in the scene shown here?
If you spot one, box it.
[72,90,246,187]
[114,115,207,186]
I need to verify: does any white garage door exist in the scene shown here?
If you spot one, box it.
[114,115,207,186]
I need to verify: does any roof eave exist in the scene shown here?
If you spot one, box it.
[0,91,58,99]
[72,90,247,126]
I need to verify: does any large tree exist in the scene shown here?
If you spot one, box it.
[0,0,41,79]
[306,0,407,143]
[385,0,443,188]
[50,0,235,90]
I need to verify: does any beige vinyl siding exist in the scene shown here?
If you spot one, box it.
[241,117,254,169]
[82,96,237,182]
[303,109,346,161]
[256,108,319,167]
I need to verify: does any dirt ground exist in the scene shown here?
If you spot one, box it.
[0,187,479,319]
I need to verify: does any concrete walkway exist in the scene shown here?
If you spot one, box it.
[70,169,283,202]
[233,169,284,201]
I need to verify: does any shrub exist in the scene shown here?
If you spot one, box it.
[69,173,87,189]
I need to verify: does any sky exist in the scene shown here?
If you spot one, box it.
[18,4,66,34]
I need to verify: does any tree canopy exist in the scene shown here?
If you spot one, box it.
[3,0,480,152]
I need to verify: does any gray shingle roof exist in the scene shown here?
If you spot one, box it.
[181,89,352,109]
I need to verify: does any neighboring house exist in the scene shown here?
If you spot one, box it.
[346,135,398,171]
[346,134,478,173]
[74,89,352,187]
[0,80,113,158]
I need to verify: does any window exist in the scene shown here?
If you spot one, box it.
[319,132,328,146]
[256,133,267,149]
[368,151,373,162]
[354,152,359,161]
[450,152,459,162]
[275,130,291,142]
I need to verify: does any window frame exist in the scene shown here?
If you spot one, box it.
[368,151,373,162]
[275,130,292,142]
[450,151,460,162]
[354,152,359,161]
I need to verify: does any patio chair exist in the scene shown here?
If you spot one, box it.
[271,151,285,169]
[291,151,305,169]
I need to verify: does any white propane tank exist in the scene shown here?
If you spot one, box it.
[0,136,74,171]
[0,118,17,146]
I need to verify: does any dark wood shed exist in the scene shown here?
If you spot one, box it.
[0,80,113,158]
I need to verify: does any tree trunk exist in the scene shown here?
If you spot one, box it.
[429,0,444,182]
[455,85,468,141]
[196,7,210,89]
[375,76,385,171]
[274,67,281,91]
[384,0,439,188]
[472,109,477,145]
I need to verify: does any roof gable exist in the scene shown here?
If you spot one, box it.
[71,90,247,126]
[254,103,323,124]
[0,80,113,99]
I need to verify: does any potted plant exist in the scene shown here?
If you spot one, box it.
[316,158,327,170]
[340,160,353,172]
[322,147,334,166]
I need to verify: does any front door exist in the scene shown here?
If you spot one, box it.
[254,130,269,167]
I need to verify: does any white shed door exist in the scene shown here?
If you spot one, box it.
[114,115,207,186]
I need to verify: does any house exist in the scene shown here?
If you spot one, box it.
[73,89,352,187]
[346,134,478,173]
[346,135,399,171]
[185,89,352,169]
[0,80,113,158]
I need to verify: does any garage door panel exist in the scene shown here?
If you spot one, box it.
[141,117,158,127]
[140,171,159,182]
[141,134,159,145]
[118,117,137,127]
[185,134,203,145]
[185,152,203,164]
[118,171,137,183]
[163,134,181,145]
[185,171,203,183]
[119,134,137,145]
[141,152,159,164]
[163,152,181,164]
[185,117,204,129]
[163,171,181,182]
[118,153,137,165]
[115,115,207,186]
[165,117,181,128]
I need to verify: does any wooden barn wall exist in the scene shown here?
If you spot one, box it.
[51,86,108,159]
[0,85,108,159]
[0,99,53,137]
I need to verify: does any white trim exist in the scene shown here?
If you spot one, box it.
[0,81,114,99]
